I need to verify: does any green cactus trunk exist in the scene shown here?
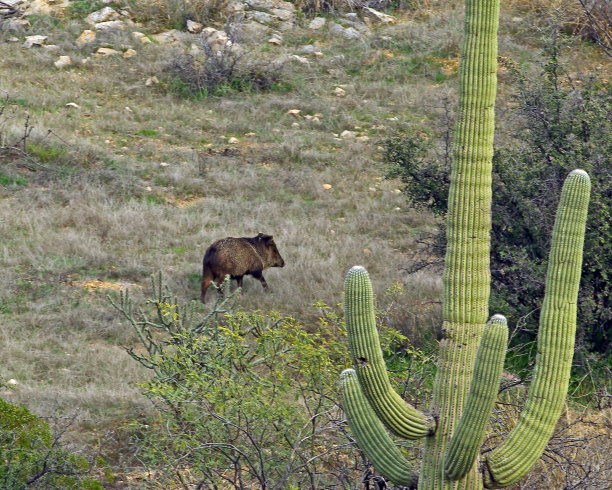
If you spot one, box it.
[337,0,591,488]
[420,0,499,487]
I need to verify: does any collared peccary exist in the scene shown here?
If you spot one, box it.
[201,233,285,302]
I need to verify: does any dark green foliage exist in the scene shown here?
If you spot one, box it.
[0,398,102,489]
[384,37,611,364]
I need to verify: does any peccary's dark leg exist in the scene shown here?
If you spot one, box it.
[236,276,244,289]
[252,271,269,291]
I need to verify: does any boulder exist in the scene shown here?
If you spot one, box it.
[75,29,96,47]
[361,7,395,25]
[23,34,47,48]
[308,17,325,30]
[94,20,125,31]
[53,55,71,68]
[85,6,120,24]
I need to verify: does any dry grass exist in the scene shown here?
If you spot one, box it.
[0,2,610,484]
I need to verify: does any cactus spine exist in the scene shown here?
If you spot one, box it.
[338,0,591,488]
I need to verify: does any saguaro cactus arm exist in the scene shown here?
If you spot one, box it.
[483,169,591,489]
[340,369,419,488]
[344,266,435,439]
[444,315,508,481]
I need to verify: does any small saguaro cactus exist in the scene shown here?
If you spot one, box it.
[338,0,591,488]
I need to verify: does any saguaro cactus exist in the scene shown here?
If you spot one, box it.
[339,0,591,488]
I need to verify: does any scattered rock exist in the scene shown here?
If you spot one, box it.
[132,31,152,44]
[308,17,326,30]
[287,109,301,117]
[54,55,71,68]
[291,54,309,64]
[152,29,187,44]
[7,36,20,42]
[270,7,293,20]
[23,35,47,48]
[333,86,346,97]
[299,44,316,54]
[145,76,159,86]
[322,183,332,190]
[75,29,96,47]
[357,135,370,142]
[65,102,80,109]
[187,19,204,33]
[393,188,401,194]
[228,137,239,144]
[94,20,125,32]
[239,20,269,39]
[340,130,357,138]
[85,6,119,24]
[268,34,282,45]
[511,16,523,22]
[43,44,60,52]
[361,7,395,25]
[7,379,18,386]
[328,22,344,36]
[313,51,323,57]
[95,47,119,57]
[122,48,137,58]
[4,18,31,30]
[342,27,362,40]
[250,10,275,23]
[291,122,299,127]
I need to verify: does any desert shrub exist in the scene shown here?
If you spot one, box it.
[129,0,230,29]
[0,398,102,489]
[110,275,434,487]
[165,26,286,98]
[384,34,611,386]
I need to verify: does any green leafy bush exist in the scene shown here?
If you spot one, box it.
[0,398,102,489]
[384,35,611,386]
[111,275,434,487]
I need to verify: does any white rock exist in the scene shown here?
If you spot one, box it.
[122,48,137,58]
[95,47,119,57]
[328,22,344,36]
[86,6,119,24]
[43,44,60,52]
[4,18,31,30]
[7,379,18,386]
[299,44,316,54]
[287,109,301,117]
[268,36,282,46]
[361,7,395,25]
[132,31,152,44]
[334,87,346,97]
[271,7,293,20]
[54,55,71,68]
[313,51,323,57]
[94,20,125,31]
[228,137,239,144]
[291,54,309,64]
[308,17,326,30]
[187,19,204,33]
[357,135,370,142]
[145,76,159,85]
[291,122,299,127]
[250,11,274,23]
[75,29,96,47]
[65,102,80,108]
[342,27,362,40]
[341,130,357,138]
[23,35,47,48]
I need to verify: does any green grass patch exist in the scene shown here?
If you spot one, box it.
[26,142,67,163]
[136,128,159,137]
[0,172,27,187]
[66,0,104,18]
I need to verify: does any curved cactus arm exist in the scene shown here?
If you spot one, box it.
[444,315,508,481]
[483,169,591,489]
[344,266,436,439]
[340,369,419,488]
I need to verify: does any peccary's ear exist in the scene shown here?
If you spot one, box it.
[259,233,273,241]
